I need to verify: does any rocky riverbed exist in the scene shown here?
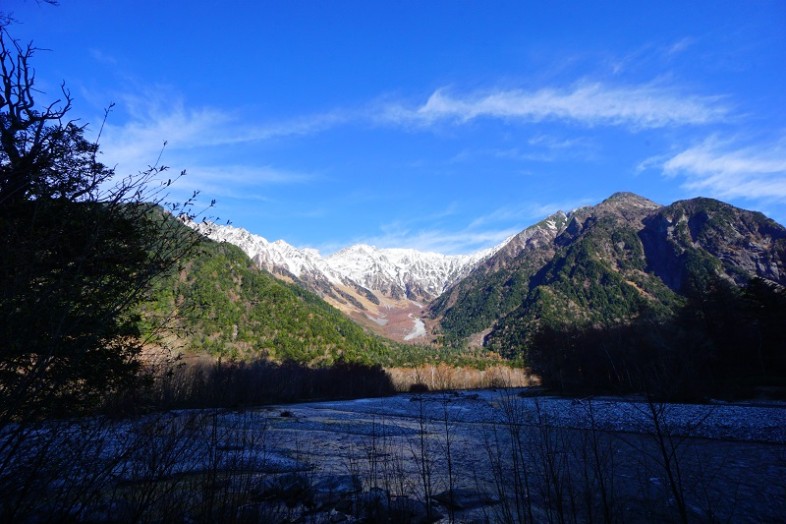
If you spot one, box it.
[248,390,786,522]
[2,389,785,522]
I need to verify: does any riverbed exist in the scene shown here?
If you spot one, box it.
[2,389,785,522]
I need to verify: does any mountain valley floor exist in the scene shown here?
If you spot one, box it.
[3,388,784,522]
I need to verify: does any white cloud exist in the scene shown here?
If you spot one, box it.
[666,37,694,57]
[109,163,312,215]
[98,80,726,180]
[101,104,231,169]
[99,90,348,174]
[93,89,329,208]
[382,82,728,129]
[177,165,313,196]
[527,134,589,150]
[89,48,118,65]
[361,226,519,256]
[449,135,597,165]
[656,136,786,200]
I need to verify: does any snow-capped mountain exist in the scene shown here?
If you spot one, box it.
[190,222,503,302]
[324,244,495,301]
[188,223,335,282]
[188,221,508,342]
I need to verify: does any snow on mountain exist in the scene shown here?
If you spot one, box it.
[325,244,499,300]
[189,223,339,283]
[189,222,507,302]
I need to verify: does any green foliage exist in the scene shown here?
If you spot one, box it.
[438,194,786,384]
[435,215,663,351]
[431,215,572,347]
[525,277,786,399]
[484,219,676,360]
[139,229,512,369]
[140,236,402,366]
[436,256,543,347]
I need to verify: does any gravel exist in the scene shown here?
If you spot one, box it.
[295,389,786,444]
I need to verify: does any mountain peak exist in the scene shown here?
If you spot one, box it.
[331,243,379,258]
[602,191,660,208]
[579,192,662,223]
[191,221,509,303]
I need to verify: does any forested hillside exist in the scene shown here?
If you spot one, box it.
[429,193,786,397]
[137,234,404,365]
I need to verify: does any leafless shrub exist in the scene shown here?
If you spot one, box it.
[409,397,437,520]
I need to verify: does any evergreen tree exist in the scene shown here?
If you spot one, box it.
[0,28,203,419]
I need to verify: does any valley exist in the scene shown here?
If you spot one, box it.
[167,192,786,401]
[189,221,501,344]
[6,389,785,522]
[3,4,785,521]
[189,193,786,360]
[354,299,431,343]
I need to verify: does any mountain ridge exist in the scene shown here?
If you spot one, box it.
[188,193,785,356]
[188,221,511,342]
[429,193,786,359]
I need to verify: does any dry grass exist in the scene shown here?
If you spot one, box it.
[386,364,538,392]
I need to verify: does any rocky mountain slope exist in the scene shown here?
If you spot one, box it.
[187,192,785,364]
[430,192,786,359]
[189,222,504,343]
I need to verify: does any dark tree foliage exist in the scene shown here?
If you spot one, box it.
[0,29,203,420]
[146,358,397,410]
[527,277,786,400]
[0,30,109,204]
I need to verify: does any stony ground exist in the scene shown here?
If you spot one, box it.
[250,390,786,523]
[3,389,785,522]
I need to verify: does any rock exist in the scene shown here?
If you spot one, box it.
[312,474,362,510]
[431,488,500,510]
[255,473,313,507]
[390,496,444,523]
[351,487,389,521]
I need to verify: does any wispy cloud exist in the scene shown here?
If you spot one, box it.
[89,48,118,66]
[451,134,597,165]
[468,198,594,229]
[101,105,232,169]
[100,89,349,173]
[666,37,695,57]
[94,94,321,212]
[647,136,786,200]
[357,197,596,255]
[527,134,590,150]
[360,225,520,255]
[380,82,728,129]
[609,38,696,75]
[177,165,313,197]
[94,88,332,208]
[99,80,726,176]
[123,164,313,215]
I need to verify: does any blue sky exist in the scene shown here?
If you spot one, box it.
[6,1,786,254]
